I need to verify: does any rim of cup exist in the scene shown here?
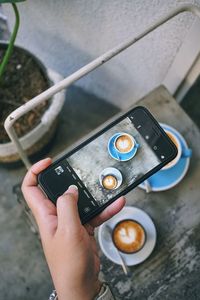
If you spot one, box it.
[162,130,182,170]
[114,132,135,154]
[112,219,147,254]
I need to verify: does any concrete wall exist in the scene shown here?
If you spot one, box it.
[3,0,200,108]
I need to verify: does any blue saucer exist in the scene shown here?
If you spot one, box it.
[139,124,192,192]
[108,133,139,161]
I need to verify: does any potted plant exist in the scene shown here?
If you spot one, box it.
[0,0,65,163]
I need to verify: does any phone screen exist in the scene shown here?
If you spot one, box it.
[66,116,160,206]
[39,107,175,222]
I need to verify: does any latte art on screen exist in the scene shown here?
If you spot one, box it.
[102,175,118,190]
[115,135,133,153]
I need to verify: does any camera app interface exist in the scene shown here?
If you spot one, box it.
[65,114,161,207]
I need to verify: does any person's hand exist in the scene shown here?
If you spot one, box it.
[22,158,126,300]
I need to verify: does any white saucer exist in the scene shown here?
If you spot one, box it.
[98,206,156,266]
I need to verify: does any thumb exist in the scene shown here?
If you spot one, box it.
[56,185,81,232]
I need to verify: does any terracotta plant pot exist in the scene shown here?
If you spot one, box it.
[0,43,65,163]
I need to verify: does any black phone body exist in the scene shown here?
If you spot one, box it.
[38,106,177,224]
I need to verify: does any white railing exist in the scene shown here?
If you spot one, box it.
[4,4,200,169]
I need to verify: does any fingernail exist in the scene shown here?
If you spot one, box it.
[64,185,78,194]
[43,157,51,162]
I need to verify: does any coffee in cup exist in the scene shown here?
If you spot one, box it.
[102,174,118,190]
[162,130,182,170]
[112,219,146,254]
[114,133,135,154]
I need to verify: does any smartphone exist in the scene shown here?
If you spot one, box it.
[38,106,177,224]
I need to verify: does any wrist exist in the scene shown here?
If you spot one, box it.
[56,280,102,300]
[50,282,114,300]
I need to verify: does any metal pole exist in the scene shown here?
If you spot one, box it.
[4,4,200,169]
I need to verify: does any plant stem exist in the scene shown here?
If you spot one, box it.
[0,3,20,81]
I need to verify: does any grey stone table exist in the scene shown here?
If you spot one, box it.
[98,86,200,300]
[5,85,200,299]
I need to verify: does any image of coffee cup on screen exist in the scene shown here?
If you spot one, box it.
[67,116,160,206]
[99,167,123,191]
[108,132,139,162]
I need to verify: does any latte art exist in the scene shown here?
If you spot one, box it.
[113,220,146,253]
[117,227,137,244]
